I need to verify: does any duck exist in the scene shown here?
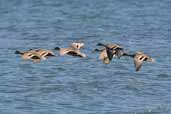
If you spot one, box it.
[54,42,86,58]
[15,49,41,63]
[127,52,155,71]
[15,49,55,63]
[33,49,55,60]
[95,43,126,64]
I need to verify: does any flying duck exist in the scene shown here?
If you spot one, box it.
[95,43,125,64]
[54,42,86,58]
[15,49,41,62]
[15,49,55,63]
[33,49,55,60]
[128,52,155,71]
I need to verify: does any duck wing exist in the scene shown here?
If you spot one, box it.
[67,51,85,58]
[134,57,143,71]
[115,48,124,58]
[76,52,86,58]
[36,49,55,57]
[99,49,106,60]
[59,48,71,56]
[45,51,55,56]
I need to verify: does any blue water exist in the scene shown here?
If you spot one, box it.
[0,0,171,114]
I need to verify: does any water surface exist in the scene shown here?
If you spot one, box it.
[0,0,171,114]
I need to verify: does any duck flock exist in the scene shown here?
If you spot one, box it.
[15,42,155,72]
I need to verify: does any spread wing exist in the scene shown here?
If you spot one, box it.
[75,52,86,58]
[45,51,55,56]
[115,48,124,58]
[134,57,143,71]
[99,50,111,64]
[59,48,71,56]
[36,49,55,57]
[99,49,107,60]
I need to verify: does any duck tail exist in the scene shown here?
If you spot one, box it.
[54,47,60,51]
[15,50,23,55]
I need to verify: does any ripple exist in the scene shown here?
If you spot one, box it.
[157,73,171,80]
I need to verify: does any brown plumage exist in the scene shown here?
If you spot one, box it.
[54,42,86,58]
[33,49,55,60]
[96,43,125,64]
[15,49,55,63]
[15,50,41,62]
[129,52,154,71]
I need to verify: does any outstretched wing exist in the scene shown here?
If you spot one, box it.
[134,57,143,71]
[115,48,124,58]
[99,49,107,60]
[59,48,71,56]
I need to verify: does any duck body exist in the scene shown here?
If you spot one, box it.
[96,43,125,64]
[15,49,55,63]
[15,50,41,62]
[55,43,86,58]
[129,52,154,71]
[34,49,55,60]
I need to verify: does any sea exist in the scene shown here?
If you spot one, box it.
[0,0,171,114]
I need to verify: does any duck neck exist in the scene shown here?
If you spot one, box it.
[54,47,60,51]
[123,53,135,58]
[15,50,24,55]
[97,43,106,47]
[128,54,135,58]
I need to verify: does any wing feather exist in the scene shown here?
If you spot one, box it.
[134,57,143,71]
[59,48,71,56]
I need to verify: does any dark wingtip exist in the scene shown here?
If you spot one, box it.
[54,47,60,50]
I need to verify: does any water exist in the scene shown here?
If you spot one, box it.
[0,0,171,114]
